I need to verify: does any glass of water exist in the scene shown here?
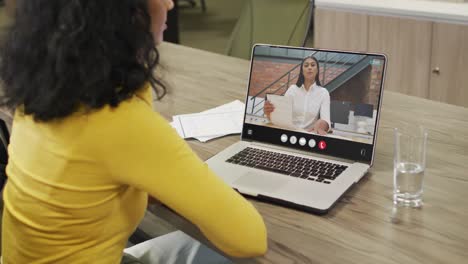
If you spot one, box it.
[393,126,428,207]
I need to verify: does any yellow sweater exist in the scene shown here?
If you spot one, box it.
[1,85,267,263]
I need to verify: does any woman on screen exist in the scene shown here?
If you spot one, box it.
[264,56,331,135]
[0,0,267,263]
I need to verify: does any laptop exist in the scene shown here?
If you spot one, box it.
[206,44,387,214]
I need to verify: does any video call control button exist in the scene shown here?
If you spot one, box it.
[299,137,306,146]
[308,139,316,148]
[289,136,297,145]
[361,149,366,156]
[318,140,327,150]
[281,134,288,143]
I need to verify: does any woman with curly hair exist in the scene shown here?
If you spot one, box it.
[0,0,267,263]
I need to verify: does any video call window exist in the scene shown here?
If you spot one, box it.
[245,46,385,145]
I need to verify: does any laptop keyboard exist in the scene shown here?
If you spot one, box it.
[226,147,348,184]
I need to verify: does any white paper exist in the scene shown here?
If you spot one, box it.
[267,94,294,129]
[170,100,245,142]
[174,111,242,138]
[201,100,245,114]
[192,100,244,141]
[170,118,185,138]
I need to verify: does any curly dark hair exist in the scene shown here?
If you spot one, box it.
[296,55,322,87]
[0,0,166,121]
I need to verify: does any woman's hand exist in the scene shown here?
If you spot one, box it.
[263,100,275,119]
[309,119,329,135]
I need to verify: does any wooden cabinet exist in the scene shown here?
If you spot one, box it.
[368,16,432,98]
[430,22,468,107]
[314,9,368,51]
[314,8,468,107]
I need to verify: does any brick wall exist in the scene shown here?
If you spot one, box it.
[366,64,385,108]
[321,67,346,86]
[330,66,372,107]
[248,60,299,98]
[249,60,383,109]
[330,65,382,109]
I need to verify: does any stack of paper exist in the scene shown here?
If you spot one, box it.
[267,94,294,129]
[170,100,245,142]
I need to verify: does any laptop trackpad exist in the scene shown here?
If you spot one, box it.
[233,171,287,195]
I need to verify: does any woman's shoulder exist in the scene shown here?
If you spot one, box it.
[85,90,159,136]
[286,84,300,93]
[317,86,330,95]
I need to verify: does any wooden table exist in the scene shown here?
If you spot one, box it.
[153,42,468,263]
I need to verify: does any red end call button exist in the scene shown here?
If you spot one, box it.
[318,140,327,150]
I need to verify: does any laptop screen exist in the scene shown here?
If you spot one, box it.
[242,45,387,163]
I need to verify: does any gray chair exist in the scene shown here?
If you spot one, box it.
[353,103,374,134]
[354,103,374,118]
[330,100,352,128]
[226,0,315,60]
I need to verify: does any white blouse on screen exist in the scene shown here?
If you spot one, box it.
[284,82,331,130]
